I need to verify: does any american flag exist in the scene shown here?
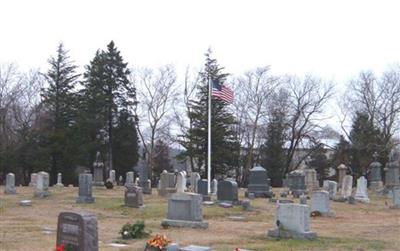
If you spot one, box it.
[212,79,234,103]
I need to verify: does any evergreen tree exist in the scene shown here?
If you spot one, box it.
[41,43,80,184]
[112,110,139,178]
[152,139,173,178]
[349,111,382,177]
[180,51,240,178]
[331,135,351,168]
[307,143,329,185]
[79,41,139,171]
[260,109,287,187]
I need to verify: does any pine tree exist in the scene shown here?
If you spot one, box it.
[349,111,382,177]
[79,41,139,171]
[41,43,80,184]
[260,109,287,187]
[180,51,240,178]
[152,139,173,179]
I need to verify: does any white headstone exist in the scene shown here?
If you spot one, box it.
[34,171,50,198]
[323,180,337,200]
[29,173,37,187]
[190,172,201,193]
[354,176,370,203]
[109,170,116,185]
[341,175,353,199]
[125,171,134,186]
[55,173,64,187]
[5,173,16,194]
[176,172,186,193]
[311,191,331,216]
[392,187,400,209]
[211,179,218,194]
[267,203,317,239]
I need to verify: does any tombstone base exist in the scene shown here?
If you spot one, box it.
[34,191,50,198]
[202,195,211,201]
[142,187,152,194]
[5,188,16,194]
[55,183,64,188]
[76,196,95,203]
[267,228,317,240]
[354,196,370,203]
[369,181,383,191]
[291,190,307,198]
[93,182,105,187]
[245,190,274,198]
[161,219,208,229]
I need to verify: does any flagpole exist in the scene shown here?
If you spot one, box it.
[207,75,212,194]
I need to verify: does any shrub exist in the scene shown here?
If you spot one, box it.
[119,220,151,239]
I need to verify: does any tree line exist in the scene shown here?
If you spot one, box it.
[0,42,399,186]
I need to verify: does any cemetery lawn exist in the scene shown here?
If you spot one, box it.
[1,187,399,251]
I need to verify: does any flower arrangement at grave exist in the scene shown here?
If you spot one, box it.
[119,220,151,239]
[55,243,73,251]
[145,234,171,251]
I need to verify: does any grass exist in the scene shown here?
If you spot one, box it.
[0,186,399,251]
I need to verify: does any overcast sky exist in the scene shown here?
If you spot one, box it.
[2,0,400,84]
[2,0,400,136]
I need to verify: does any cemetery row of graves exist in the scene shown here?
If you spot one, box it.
[1,150,400,251]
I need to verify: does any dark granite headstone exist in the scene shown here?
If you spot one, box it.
[217,179,238,203]
[76,174,95,203]
[56,211,98,251]
[288,172,306,197]
[245,166,273,198]
[197,179,211,201]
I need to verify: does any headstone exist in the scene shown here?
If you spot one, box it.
[311,191,332,216]
[245,166,273,198]
[280,191,288,198]
[109,170,116,186]
[384,150,400,190]
[180,245,211,251]
[125,185,144,208]
[56,211,98,251]
[299,194,307,205]
[161,192,208,229]
[287,171,306,197]
[267,203,316,239]
[323,180,337,200]
[135,177,139,186]
[242,200,252,211]
[76,174,95,203]
[189,172,201,193]
[337,164,348,189]
[158,170,176,196]
[248,193,255,200]
[211,179,218,194]
[341,175,353,199]
[19,200,32,207]
[55,173,64,187]
[304,169,319,192]
[118,176,123,186]
[125,171,134,186]
[217,179,239,203]
[29,173,37,187]
[354,176,370,203]
[34,171,50,198]
[369,152,383,191]
[92,152,104,186]
[391,187,400,209]
[138,162,152,194]
[4,173,16,194]
[347,196,356,204]
[197,179,211,201]
[175,172,187,193]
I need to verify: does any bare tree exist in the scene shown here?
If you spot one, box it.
[134,65,179,178]
[344,67,400,152]
[284,75,334,174]
[232,67,280,184]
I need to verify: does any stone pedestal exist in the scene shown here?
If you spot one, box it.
[369,153,383,191]
[267,203,316,240]
[55,173,64,187]
[161,192,208,229]
[92,152,104,187]
[245,166,273,198]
